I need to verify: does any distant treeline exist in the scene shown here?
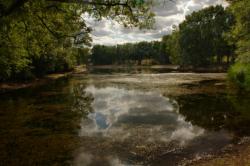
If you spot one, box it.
[1,0,250,90]
[90,2,250,90]
[91,5,235,67]
[0,0,151,81]
[91,41,169,65]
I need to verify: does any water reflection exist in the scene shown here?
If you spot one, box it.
[77,86,204,145]
[1,73,250,166]
[74,152,126,166]
[177,93,250,136]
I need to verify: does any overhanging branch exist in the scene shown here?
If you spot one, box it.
[47,0,129,6]
[1,0,133,18]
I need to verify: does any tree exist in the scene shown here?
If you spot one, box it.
[0,0,155,80]
[151,41,169,64]
[228,0,250,64]
[162,28,181,64]
[178,5,234,67]
[227,0,250,90]
[90,41,170,66]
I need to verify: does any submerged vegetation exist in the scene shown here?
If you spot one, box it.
[0,73,250,166]
[0,1,250,165]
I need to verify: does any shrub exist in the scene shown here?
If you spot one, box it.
[228,63,250,90]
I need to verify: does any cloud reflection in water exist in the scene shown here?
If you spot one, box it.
[78,85,204,145]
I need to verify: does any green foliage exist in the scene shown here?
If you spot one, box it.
[229,0,250,62]
[227,0,250,90]
[91,41,169,65]
[178,5,234,67]
[161,6,234,67]
[0,0,154,81]
[228,63,250,90]
[162,29,181,64]
[0,0,91,80]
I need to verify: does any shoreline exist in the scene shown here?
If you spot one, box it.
[190,137,250,166]
[0,66,249,165]
[0,65,86,94]
[0,65,228,94]
[89,65,228,73]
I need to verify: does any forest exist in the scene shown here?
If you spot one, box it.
[91,1,250,90]
[0,0,249,90]
[91,5,234,66]
[1,1,250,166]
[0,0,154,81]
[91,6,235,67]
[91,41,169,65]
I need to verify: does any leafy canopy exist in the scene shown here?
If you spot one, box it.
[178,5,234,66]
[0,0,155,80]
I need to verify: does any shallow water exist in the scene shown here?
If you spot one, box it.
[0,71,250,166]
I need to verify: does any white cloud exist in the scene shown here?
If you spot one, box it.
[83,0,228,45]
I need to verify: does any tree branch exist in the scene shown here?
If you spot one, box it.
[47,0,129,6]
[36,14,61,39]
[1,0,134,18]
[36,14,84,41]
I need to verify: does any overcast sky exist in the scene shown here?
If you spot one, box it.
[84,0,228,45]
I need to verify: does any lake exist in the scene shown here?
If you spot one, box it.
[0,69,250,166]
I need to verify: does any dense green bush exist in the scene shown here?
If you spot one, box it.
[228,63,250,90]
[227,0,250,90]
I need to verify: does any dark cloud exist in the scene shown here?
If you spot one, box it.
[84,0,228,45]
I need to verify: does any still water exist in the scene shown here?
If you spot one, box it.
[0,70,250,166]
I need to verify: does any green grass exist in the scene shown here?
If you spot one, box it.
[228,63,250,90]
